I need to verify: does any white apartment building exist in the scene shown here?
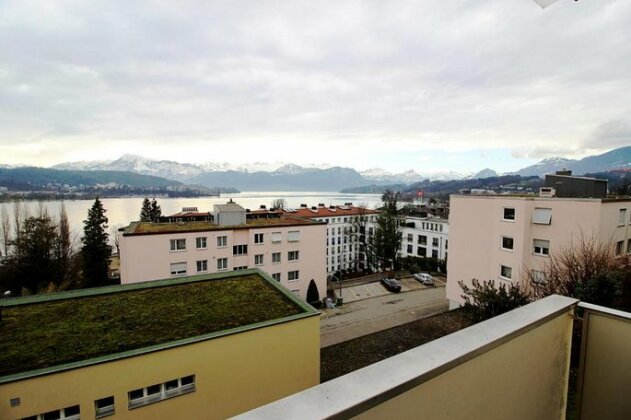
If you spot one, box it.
[119,202,327,300]
[400,216,449,261]
[446,192,631,308]
[282,203,380,276]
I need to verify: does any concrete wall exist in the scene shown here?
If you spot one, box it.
[0,316,320,420]
[120,224,327,301]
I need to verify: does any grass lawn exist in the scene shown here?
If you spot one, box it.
[0,274,302,377]
[321,309,474,382]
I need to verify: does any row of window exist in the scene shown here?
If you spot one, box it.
[499,265,547,283]
[405,234,443,248]
[169,231,300,252]
[419,222,444,232]
[317,216,378,224]
[271,270,300,282]
[171,251,300,276]
[500,236,550,256]
[327,245,355,255]
[404,244,442,259]
[22,405,80,420]
[502,207,553,225]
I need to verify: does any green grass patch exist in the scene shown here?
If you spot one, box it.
[0,274,302,377]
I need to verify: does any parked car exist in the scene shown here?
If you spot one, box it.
[413,273,435,286]
[381,277,401,293]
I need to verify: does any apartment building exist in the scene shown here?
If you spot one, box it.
[281,203,380,276]
[446,174,631,308]
[400,216,449,261]
[0,270,320,420]
[119,201,326,301]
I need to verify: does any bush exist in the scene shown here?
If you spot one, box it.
[459,279,531,322]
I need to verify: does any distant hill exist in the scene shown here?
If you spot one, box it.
[513,146,631,177]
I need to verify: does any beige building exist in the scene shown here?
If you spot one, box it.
[0,270,320,420]
[446,194,631,307]
[119,201,327,301]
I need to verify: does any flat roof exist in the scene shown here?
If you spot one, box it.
[451,194,631,203]
[0,270,318,383]
[123,216,324,236]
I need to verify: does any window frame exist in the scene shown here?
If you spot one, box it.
[169,238,186,252]
[500,265,513,280]
[501,236,514,251]
[169,262,187,276]
[533,239,550,256]
[217,235,228,248]
[255,254,264,265]
[503,207,516,222]
[288,250,300,261]
[196,260,208,273]
[195,237,207,249]
[217,257,228,270]
[288,270,300,281]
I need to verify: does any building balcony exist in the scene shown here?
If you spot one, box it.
[236,295,631,420]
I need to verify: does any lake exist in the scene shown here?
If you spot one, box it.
[0,192,383,246]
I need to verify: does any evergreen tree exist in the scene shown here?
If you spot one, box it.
[306,279,321,307]
[82,197,111,287]
[373,190,402,270]
[139,198,152,222]
[150,198,162,221]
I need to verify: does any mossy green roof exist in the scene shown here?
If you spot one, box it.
[0,270,317,382]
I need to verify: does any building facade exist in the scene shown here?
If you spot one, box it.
[446,193,631,308]
[399,216,449,261]
[119,202,327,301]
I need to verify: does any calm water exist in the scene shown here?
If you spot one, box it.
[0,192,382,245]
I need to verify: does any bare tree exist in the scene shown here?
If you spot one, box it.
[0,206,10,257]
[271,198,287,210]
[110,224,125,255]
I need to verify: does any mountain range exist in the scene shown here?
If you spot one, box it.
[17,145,631,192]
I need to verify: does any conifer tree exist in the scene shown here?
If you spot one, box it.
[82,197,111,287]
[306,279,321,307]
[150,198,162,221]
[139,197,152,222]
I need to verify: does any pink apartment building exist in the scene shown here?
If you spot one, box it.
[446,193,631,308]
[119,201,327,300]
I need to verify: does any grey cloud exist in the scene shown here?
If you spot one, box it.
[583,120,631,150]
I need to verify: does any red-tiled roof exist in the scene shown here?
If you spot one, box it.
[283,206,379,218]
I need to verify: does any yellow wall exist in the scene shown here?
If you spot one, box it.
[0,316,319,420]
[357,311,573,420]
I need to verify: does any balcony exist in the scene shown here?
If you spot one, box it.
[236,295,631,420]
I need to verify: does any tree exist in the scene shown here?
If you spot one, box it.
[139,198,152,222]
[150,198,162,221]
[0,205,10,257]
[271,198,287,210]
[82,197,111,288]
[53,203,73,287]
[373,190,402,270]
[350,204,375,272]
[110,224,125,255]
[306,279,321,308]
[459,279,531,322]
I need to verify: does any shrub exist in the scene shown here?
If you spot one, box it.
[459,279,531,322]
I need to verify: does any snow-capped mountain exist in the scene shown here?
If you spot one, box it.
[512,157,576,177]
[360,168,468,183]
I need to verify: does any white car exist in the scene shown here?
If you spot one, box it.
[413,273,435,286]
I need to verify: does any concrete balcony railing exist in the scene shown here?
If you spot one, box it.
[235,295,631,420]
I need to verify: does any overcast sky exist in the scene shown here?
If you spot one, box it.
[0,0,629,173]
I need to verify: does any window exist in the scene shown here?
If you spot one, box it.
[616,240,625,256]
[272,252,281,263]
[233,244,248,255]
[288,270,299,281]
[196,260,208,272]
[195,237,207,249]
[254,233,264,244]
[619,209,628,225]
[500,265,512,280]
[217,258,228,270]
[255,254,264,265]
[368,227,374,235]
[272,232,282,243]
[407,244,413,254]
[501,236,514,251]
[95,396,115,418]
[217,235,227,247]
[533,208,552,225]
[170,239,186,251]
[28,406,81,420]
[432,249,438,258]
[418,235,427,245]
[288,250,299,261]
[233,266,248,271]
[170,262,187,276]
[432,238,439,247]
[417,247,426,257]
[533,239,550,256]
[503,208,515,221]
[531,270,546,284]
[288,230,300,242]
[628,239,631,255]
[128,376,195,409]
[272,273,281,282]
[445,240,448,250]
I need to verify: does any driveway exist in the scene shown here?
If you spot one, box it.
[338,275,444,304]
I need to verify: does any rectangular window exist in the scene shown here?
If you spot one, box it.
[417,247,426,257]
[255,254,264,265]
[32,406,81,420]
[533,239,550,256]
[233,265,248,271]
[406,233,413,242]
[368,227,374,235]
[616,240,625,255]
[288,250,299,261]
[531,270,546,284]
[233,244,248,255]
[217,258,228,270]
[195,237,207,249]
[288,230,300,242]
[619,209,628,225]
[432,249,438,258]
[196,260,208,272]
[407,244,413,254]
[500,265,512,279]
[503,208,516,221]
[288,270,299,281]
[272,273,281,282]
[217,235,227,247]
[272,232,282,243]
[254,233,264,244]
[128,376,195,409]
[432,238,439,247]
[170,262,187,276]
[501,236,514,251]
[533,208,552,225]
[95,396,115,418]
[170,239,186,251]
[272,252,281,263]
[418,235,427,246]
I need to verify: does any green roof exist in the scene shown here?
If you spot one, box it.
[0,270,318,383]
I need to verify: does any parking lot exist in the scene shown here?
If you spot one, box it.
[339,275,445,304]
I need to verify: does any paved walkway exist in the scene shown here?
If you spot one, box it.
[320,283,448,347]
